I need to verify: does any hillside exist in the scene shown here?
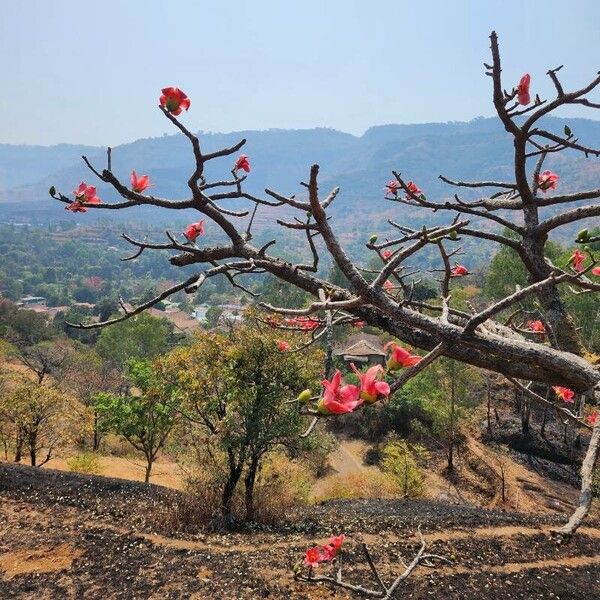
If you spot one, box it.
[1,462,600,599]
[2,117,600,250]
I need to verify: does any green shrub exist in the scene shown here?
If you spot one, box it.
[380,438,429,498]
[67,452,102,475]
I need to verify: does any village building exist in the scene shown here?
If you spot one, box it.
[334,333,386,368]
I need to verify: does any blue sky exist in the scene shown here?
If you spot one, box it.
[2,0,599,145]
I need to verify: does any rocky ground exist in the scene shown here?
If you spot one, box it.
[1,463,600,599]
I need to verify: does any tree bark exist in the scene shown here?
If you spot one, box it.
[244,455,260,522]
[14,429,23,463]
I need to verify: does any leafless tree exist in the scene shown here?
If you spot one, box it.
[50,32,599,537]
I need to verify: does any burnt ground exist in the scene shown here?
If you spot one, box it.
[1,463,600,599]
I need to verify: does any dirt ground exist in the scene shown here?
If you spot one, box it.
[1,462,599,599]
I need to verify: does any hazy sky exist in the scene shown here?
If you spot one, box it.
[2,0,599,146]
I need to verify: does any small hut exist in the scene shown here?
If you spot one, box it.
[335,334,386,368]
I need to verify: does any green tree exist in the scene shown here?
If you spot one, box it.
[381,438,430,497]
[158,325,323,522]
[0,379,83,467]
[95,359,179,482]
[95,312,172,369]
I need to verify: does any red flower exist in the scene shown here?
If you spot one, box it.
[553,386,575,403]
[351,320,365,328]
[351,363,390,403]
[382,250,392,261]
[131,170,151,194]
[265,315,280,328]
[517,74,531,105]
[383,280,394,293]
[450,264,469,277]
[277,340,290,352]
[592,266,600,277]
[570,250,587,273]
[234,154,251,173]
[538,170,559,192]
[587,411,598,426]
[287,316,321,331]
[321,535,346,561]
[385,342,422,370]
[67,182,101,212]
[385,180,400,197]
[527,320,545,334]
[159,87,191,116]
[406,181,422,198]
[183,220,205,243]
[304,546,322,568]
[317,370,362,415]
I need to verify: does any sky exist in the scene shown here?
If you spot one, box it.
[2,0,600,146]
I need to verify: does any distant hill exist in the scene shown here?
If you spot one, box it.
[2,116,599,254]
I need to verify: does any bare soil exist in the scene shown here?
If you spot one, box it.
[1,462,599,599]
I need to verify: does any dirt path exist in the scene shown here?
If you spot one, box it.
[312,438,378,497]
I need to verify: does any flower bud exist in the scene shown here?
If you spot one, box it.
[297,389,312,404]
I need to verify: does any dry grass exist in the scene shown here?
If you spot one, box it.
[314,470,401,502]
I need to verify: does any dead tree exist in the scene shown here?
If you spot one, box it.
[50,32,600,537]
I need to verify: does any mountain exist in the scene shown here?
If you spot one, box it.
[1,116,599,248]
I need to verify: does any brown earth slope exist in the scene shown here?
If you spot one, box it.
[1,463,599,599]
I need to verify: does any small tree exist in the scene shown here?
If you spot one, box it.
[157,323,323,522]
[95,359,179,482]
[381,438,430,497]
[0,379,83,466]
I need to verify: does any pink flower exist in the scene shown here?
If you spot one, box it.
[385,180,400,197]
[183,220,205,243]
[527,320,545,334]
[385,342,422,370]
[321,535,346,561]
[406,181,422,199]
[234,154,251,173]
[286,316,321,331]
[131,170,151,194]
[553,386,575,403]
[317,370,362,415]
[277,340,290,352]
[159,87,191,116]
[538,170,559,192]
[67,182,101,212]
[304,546,322,568]
[351,320,365,328]
[587,411,598,426]
[351,363,390,404]
[451,264,469,277]
[517,73,531,105]
[592,266,600,277]
[570,250,587,273]
[383,280,394,293]
[382,250,392,261]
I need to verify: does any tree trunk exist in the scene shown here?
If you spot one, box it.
[244,456,260,522]
[448,373,455,471]
[144,458,152,483]
[14,430,23,463]
[93,410,101,452]
[222,454,244,518]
